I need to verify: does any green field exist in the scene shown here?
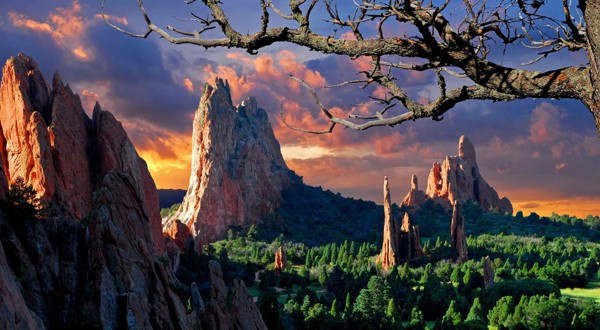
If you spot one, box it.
[561,282,600,302]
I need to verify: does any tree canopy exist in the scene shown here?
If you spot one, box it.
[105,1,600,138]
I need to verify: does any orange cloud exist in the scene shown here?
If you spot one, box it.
[94,13,128,26]
[555,162,567,172]
[515,197,600,219]
[183,78,194,93]
[8,1,93,61]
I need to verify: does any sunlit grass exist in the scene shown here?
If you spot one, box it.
[561,282,600,302]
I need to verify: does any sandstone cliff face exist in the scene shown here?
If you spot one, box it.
[378,177,423,270]
[0,54,196,329]
[0,54,164,253]
[402,135,512,214]
[401,174,427,212]
[451,203,468,264]
[166,78,291,246]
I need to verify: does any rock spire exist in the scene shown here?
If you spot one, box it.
[451,203,468,264]
[483,256,495,288]
[274,246,289,275]
[378,177,423,270]
[165,78,292,247]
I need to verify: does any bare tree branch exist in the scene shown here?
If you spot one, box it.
[105,0,600,137]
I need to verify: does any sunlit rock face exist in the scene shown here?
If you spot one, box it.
[0,54,199,329]
[402,135,512,214]
[0,54,164,253]
[165,78,292,246]
[451,202,468,264]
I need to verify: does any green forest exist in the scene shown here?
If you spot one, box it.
[163,183,600,330]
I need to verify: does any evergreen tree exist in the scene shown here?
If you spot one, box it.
[409,307,426,330]
[330,298,339,318]
[258,289,283,330]
[466,297,485,323]
[442,300,462,327]
[343,292,352,319]
[385,298,402,329]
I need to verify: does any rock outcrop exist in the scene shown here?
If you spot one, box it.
[378,177,423,270]
[0,54,201,329]
[165,78,292,247]
[274,246,289,275]
[402,135,512,214]
[401,175,427,212]
[0,54,164,253]
[451,203,468,264]
[483,256,495,289]
[204,260,267,330]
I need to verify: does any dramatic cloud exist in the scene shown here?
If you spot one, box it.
[8,1,93,61]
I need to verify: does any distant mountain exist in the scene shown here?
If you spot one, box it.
[157,188,186,209]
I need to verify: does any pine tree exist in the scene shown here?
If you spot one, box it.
[466,297,485,322]
[385,298,402,329]
[442,300,462,327]
[342,292,353,320]
[330,298,339,318]
[409,307,425,330]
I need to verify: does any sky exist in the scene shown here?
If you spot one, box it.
[0,1,599,218]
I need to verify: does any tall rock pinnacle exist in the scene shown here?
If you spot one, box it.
[402,135,512,214]
[165,78,291,247]
[378,176,423,270]
[451,203,468,264]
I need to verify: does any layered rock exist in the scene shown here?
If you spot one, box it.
[0,54,196,328]
[451,203,468,264]
[274,246,289,275]
[483,255,495,289]
[378,177,423,270]
[402,135,512,214]
[165,78,292,246]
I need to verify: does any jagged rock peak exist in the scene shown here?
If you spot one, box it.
[458,134,477,165]
[410,174,419,191]
[402,135,512,214]
[165,77,292,247]
[401,174,427,212]
[0,54,197,329]
[0,54,164,253]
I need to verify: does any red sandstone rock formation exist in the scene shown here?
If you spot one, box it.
[165,78,291,246]
[402,135,512,214]
[232,279,268,330]
[274,246,289,275]
[378,177,401,270]
[0,54,199,328]
[402,174,427,212]
[451,203,468,264]
[0,54,164,253]
[483,255,495,288]
[378,177,424,270]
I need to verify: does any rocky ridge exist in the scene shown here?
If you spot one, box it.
[0,55,265,329]
[165,78,292,247]
[402,135,512,214]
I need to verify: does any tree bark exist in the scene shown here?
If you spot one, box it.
[583,0,600,137]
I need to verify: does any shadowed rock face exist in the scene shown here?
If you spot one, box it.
[451,203,468,264]
[483,255,495,288]
[402,135,512,214]
[165,78,292,246]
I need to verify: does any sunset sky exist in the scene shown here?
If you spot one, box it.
[1,1,599,218]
